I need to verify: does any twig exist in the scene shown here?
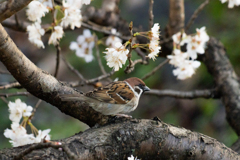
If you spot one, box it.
[0,69,10,74]
[160,37,172,45]
[0,92,30,97]
[142,59,169,80]
[95,36,112,82]
[0,82,21,90]
[82,22,130,41]
[185,0,210,32]
[148,0,154,30]
[145,88,220,99]
[1,19,31,32]
[85,69,115,84]
[61,55,86,81]
[54,44,61,77]
[124,22,134,74]
[0,0,32,22]
[0,97,8,104]
[29,99,42,121]
[135,48,148,62]
[70,69,115,87]
[95,37,107,75]
[13,142,79,160]
[14,14,19,27]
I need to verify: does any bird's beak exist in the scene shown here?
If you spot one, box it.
[143,86,150,92]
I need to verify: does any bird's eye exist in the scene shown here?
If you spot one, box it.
[134,87,141,94]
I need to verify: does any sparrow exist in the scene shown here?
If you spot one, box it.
[60,77,150,115]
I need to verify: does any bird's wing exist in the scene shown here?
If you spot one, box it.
[85,81,134,104]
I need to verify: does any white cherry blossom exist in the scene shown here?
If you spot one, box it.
[173,60,201,80]
[8,99,25,123]
[220,0,240,8]
[106,29,122,47]
[151,23,160,39]
[35,129,51,142]
[4,123,35,147]
[148,23,161,60]
[128,155,140,160]
[186,27,209,59]
[4,100,51,147]
[104,42,129,71]
[26,0,49,22]
[82,0,91,5]
[172,32,188,46]
[70,29,95,63]
[48,26,64,45]
[22,105,33,117]
[27,22,45,48]
[39,0,53,8]
[167,49,188,67]
[148,39,161,60]
[61,0,82,29]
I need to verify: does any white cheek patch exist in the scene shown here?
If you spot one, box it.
[134,86,143,97]
[125,82,143,98]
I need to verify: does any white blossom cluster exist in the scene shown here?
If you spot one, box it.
[128,155,140,160]
[103,23,161,71]
[4,99,51,147]
[168,27,209,80]
[105,28,122,47]
[104,42,129,71]
[26,0,91,48]
[104,28,128,71]
[70,29,95,63]
[148,23,161,60]
[220,0,240,8]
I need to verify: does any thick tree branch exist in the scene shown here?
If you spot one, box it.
[0,24,110,127]
[0,119,239,159]
[0,0,33,22]
[166,0,185,37]
[203,38,240,135]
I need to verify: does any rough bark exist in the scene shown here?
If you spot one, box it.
[1,0,240,159]
[0,24,110,127]
[0,0,33,22]
[203,38,240,136]
[1,119,239,160]
[166,0,185,37]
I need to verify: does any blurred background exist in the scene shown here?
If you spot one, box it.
[1,0,240,149]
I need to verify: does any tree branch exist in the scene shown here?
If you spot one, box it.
[166,0,185,36]
[0,92,30,98]
[0,119,239,159]
[185,0,210,32]
[13,142,78,160]
[145,88,220,99]
[0,82,21,90]
[0,24,110,127]
[148,0,154,30]
[142,59,169,80]
[54,45,61,78]
[203,37,240,135]
[0,0,33,22]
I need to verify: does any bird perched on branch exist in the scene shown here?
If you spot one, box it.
[60,77,150,116]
